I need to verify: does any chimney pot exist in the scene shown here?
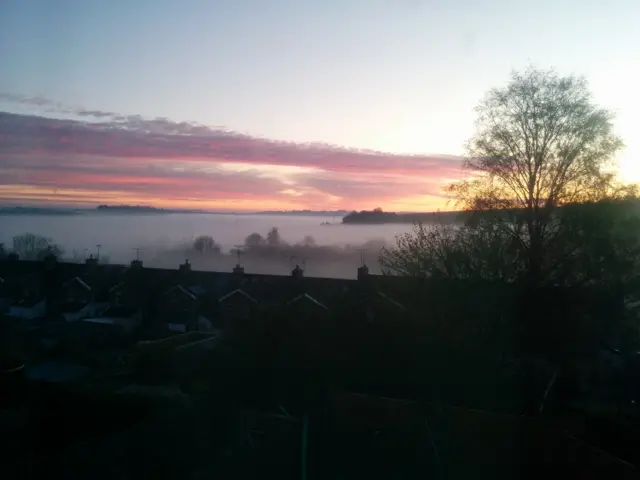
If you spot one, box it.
[130,259,143,269]
[292,264,304,279]
[43,252,57,268]
[357,264,369,281]
[179,259,191,274]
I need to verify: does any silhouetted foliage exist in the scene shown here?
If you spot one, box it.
[380,222,520,281]
[266,227,282,246]
[382,67,640,287]
[12,232,64,260]
[446,66,635,284]
[545,199,640,286]
[244,232,265,247]
[192,235,221,254]
[300,235,316,247]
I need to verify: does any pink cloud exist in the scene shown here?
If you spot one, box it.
[0,110,465,210]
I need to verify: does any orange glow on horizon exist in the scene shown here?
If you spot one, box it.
[0,184,453,212]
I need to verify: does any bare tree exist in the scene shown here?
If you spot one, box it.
[266,227,282,247]
[447,66,629,283]
[192,235,220,254]
[380,222,521,281]
[244,232,265,248]
[301,235,316,247]
[12,233,64,261]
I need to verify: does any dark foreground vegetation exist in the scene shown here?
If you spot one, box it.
[1,67,640,478]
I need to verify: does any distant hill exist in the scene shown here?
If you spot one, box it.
[0,206,80,216]
[95,205,211,214]
[96,205,166,213]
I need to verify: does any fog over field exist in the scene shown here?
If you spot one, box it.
[0,213,417,278]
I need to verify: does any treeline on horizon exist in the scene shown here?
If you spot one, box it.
[342,199,640,225]
[96,205,164,212]
[343,207,470,225]
[0,205,350,216]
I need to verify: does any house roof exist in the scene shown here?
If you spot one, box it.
[187,285,207,296]
[375,291,406,311]
[218,288,258,304]
[222,274,354,308]
[164,284,197,301]
[82,316,138,332]
[25,361,90,383]
[109,281,125,293]
[99,305,138,318]
[60,300,90,313]
[137,331,215,350]
[168,323,187,333]
[2,260,412,314]
[0,260,43,280]
[10,298,43,308]
[286,293,328,310]
[65,276,92,291]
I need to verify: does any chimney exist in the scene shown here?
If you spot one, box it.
[42,251,59,317]
[179,259,191,274]
[130,259,143,269]
[357,264,369,282]
[357,261,373,300]
[85,255,98,267]
[291,264,304,280]
[231,264,245,289]
[131,248,142,270]
[290,264,304,297]
[43,252,57,270]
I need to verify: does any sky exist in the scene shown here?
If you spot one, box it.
[1,0,638,211]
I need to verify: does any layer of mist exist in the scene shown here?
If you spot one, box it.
[0,213,415,279]
[147,231,389,279]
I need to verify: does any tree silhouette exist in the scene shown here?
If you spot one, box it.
[192,235,220,254]
[446,66,633,284]
[382,67,638,286]
[244,232,265,248]
[12,233,64,260]
[266,227,281,247]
